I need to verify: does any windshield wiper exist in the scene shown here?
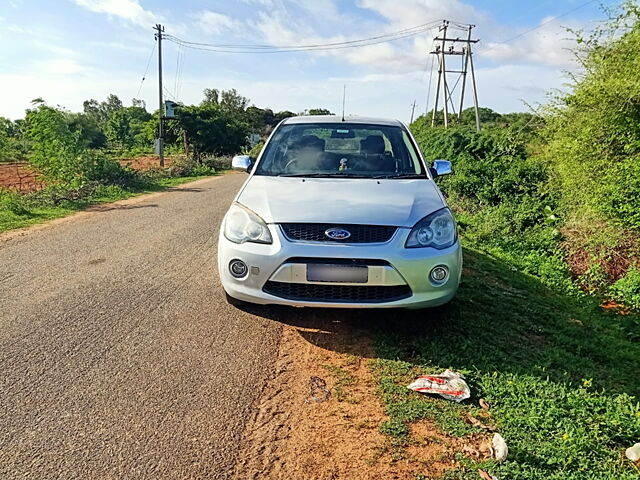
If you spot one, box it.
[278,173,371,178]
[277,173,333,177]
[372,173,427,179]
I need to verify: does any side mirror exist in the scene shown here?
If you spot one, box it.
[430,159,452,177]
[232,155,253,173]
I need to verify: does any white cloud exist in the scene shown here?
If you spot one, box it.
[40,58,86,75]
[356,0,486,28]
[479,17,581,68]
[73,0,159,27]
[194,11,239,35]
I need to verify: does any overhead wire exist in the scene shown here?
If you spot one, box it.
[476,0,601,56]
[136,41,156,98]
[161,20,453,54]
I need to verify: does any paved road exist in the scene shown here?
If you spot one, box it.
[0,174,281,479]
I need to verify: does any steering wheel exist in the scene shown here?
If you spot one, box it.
[283,159,299,172]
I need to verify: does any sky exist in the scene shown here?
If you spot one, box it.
[0,0,614,122]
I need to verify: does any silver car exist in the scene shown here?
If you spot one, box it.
[218,116,461,309]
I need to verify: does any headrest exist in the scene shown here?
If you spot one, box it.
[360,135,385,154]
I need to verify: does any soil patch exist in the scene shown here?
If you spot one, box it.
[0,162,44,192]
[234,310,490,479]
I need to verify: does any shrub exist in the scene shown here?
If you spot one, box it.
[0,188,30,215]
[542,5,640,232]
[609,267,640,310]
[168,157,216,177]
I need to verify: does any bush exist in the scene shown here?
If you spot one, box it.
[408,121,574,292]
[201,154,232,170]
[0,188,30,215]
[168,157,216,177]
[542,5,640,232]
[609,267,640,310]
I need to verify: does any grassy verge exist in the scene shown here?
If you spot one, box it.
[0,175,217,233]
[372,245,640,480]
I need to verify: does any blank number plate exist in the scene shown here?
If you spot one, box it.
[306,264,368,283]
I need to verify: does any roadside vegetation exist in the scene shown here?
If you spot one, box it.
[0,87,333,232]
[370,3,640,478]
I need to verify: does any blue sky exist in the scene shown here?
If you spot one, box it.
[0,0,612,121]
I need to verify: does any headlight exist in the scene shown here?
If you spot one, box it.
[223,203,272,244]
[405,208,457,249]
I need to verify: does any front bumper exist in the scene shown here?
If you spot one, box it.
[217,224,462,309]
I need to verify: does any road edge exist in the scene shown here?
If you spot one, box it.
[0,174,230,244]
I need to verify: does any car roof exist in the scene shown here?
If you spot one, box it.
[281,115,405,128]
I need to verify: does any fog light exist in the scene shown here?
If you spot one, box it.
[229,259,248,278]
[430,265,449,284]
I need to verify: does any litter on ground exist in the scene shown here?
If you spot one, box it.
[492,433,508,462]
[407,369,471,402]
[626,443,640,462]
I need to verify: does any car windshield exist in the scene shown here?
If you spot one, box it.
[253,123,426,178]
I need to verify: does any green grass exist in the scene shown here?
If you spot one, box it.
[372,245,640,480]
[0,175,214,233]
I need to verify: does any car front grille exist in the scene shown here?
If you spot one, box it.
[280,223,397,243]
[263,281,411,304]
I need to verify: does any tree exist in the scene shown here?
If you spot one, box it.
[219,88,249,113]
[177,104,249,158]
[25,104,87,183]
[274,110,296,124]
[202,88,220,106]
[105,106,152,151]
[66,113,107,149]
[307,108,333,116]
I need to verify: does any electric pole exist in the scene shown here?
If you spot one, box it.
[429,21,481,131]
[154,23,165,167]
[410,99,417,124]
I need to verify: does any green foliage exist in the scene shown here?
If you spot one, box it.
[25,104,140,186]
[307,108,334,116]
[104,106,152,151]
[542,4,640,231]
[0,117,30,162]
[247,140,265,159]
[409,120,572,292]
[610,267,640,310]
[168,156,217,177]
[26,104,87,184]
[177,104,249,158]
[374,248,640,480]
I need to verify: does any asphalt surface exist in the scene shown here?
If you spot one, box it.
[0,174,282,479]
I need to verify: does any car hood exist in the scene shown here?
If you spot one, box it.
[235,176,446,227]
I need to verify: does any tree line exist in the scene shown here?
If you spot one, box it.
[0,89,334,162]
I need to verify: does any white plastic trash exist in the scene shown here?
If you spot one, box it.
[407,369,471,402]
[626,443,640,462]
[492,433,508,462]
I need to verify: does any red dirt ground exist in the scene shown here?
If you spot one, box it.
[0,163,44,193]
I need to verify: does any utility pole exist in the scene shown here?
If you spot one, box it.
[154,23,165,167]
[410,99,417,124]
[429,21,481,131]
[431,20,448,128]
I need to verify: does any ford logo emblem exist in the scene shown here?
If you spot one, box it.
[325,228,351,240]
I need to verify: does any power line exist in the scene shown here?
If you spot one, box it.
[136,41,156,98]
[161,20,457,54]
[477,0,601,55]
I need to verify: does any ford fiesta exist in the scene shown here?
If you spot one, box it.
[218,116,461,309]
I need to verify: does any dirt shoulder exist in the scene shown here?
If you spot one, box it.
[233,309,488,480]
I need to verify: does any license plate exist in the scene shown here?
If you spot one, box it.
[306,264,368,283]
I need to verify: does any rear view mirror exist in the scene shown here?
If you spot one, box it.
[431,159,452,177]
[232,155,253,173]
